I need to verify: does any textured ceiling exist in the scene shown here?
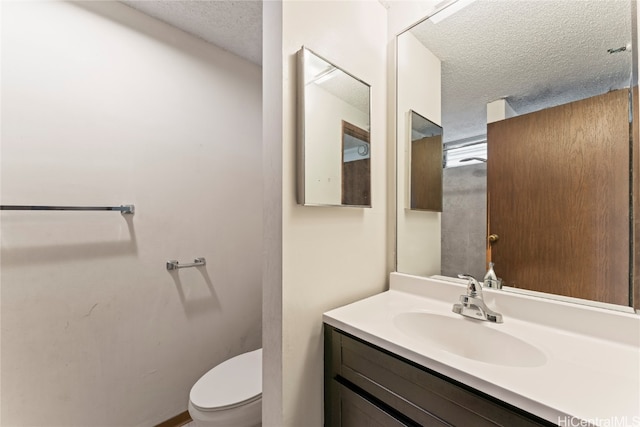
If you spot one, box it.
[304,48,370,121]
[315,71,370,118]
[120,0,262,65]
[119,0,632,143]
[408,0,633,143]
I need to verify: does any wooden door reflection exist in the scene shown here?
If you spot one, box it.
[488,89,630,305]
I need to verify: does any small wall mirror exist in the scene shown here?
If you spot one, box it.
[409,110,442,211]
[296,47,372,207]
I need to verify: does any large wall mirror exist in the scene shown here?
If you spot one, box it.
[297,47,372,207]
[396,0,640,310]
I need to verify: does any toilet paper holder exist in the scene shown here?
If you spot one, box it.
[166,257,206,270]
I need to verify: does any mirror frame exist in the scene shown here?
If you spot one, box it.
[296,46,372,208]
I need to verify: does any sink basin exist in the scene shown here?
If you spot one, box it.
[393,312,547,367]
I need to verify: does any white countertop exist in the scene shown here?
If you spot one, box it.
[323,273,640,426]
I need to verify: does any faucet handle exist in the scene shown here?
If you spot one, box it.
[457,274,483,297]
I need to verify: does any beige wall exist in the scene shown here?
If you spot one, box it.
[1,2,262,425]
[385,0,440,276]
[263,1,389,426]
[262,1,284,424]
[396,32,442,276]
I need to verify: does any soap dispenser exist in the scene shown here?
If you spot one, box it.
[483,262,502,289]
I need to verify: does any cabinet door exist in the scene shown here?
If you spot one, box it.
[337,382,408,427]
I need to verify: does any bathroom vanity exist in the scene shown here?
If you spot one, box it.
[325,325,551,426]
[323,273,640,427]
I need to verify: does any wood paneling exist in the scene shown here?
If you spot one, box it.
[343,159,371,206]
[411,135,443,211]
[488,89,630,306]
[342,121,371,206]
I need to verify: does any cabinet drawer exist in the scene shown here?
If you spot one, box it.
[337,380,409,427]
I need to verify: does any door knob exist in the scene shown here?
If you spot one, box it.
[488,234,499,243]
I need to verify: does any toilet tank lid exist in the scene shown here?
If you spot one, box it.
[190,348,262,411]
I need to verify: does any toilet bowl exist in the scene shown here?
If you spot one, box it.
[188,348,262,427]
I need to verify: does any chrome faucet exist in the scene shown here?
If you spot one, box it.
[453,274,503,323]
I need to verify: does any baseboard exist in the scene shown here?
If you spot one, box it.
[155,410,191,427]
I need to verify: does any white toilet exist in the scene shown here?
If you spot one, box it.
[188,348,262,427]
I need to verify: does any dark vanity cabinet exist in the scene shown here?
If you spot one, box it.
[324,325,556,427]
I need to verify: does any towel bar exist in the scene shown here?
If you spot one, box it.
[0,204,135,214]
[166,257,206,270]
